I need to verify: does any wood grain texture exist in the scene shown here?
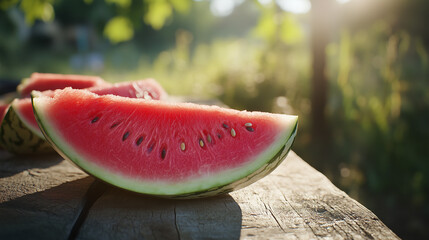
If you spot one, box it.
[0,148,398,239]
[76,151,399,240]
[76,188,242,240]
[0,151,93,240]
[233,151,399,240]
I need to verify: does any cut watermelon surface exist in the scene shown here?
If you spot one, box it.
[32,88,298,198]
[89,78,167,100]
[12,79,167,139]
[1,79,166,155]
[18,73,106,97]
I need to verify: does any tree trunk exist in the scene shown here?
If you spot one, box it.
[310,0,335,171]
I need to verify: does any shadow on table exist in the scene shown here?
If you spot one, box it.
[76,183,243,240]
[0,163,242,240]
[0,177,94,240]
[0,151,62,178]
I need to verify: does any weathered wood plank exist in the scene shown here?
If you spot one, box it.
[0,151,93,240]
[76,151,399,239]
[76,188,242,240]
[233,151,399,239]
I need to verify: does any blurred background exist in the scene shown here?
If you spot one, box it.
[0,0,428,238]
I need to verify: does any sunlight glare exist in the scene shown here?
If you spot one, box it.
[258,0,272,5]
[210,0,235,17]
[276,0,311,14]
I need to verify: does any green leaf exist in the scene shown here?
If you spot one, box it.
[104,16,134,43]
[144,0,172,30]
[280,15,303,45]
[169,0,190,13]
[20,0,54,24]
[252,10,276,41]
[0,0,19,10]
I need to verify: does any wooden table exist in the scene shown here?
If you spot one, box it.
[0,150,399,240]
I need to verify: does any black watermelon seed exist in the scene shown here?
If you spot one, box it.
[136,136,144,146]
[246,126,254,132]
[110,122,120,129]
[91,116,99,123]
[122,131,130,141]
[222,123,229,129]
[161,148,166,159]
[217,134,222,139]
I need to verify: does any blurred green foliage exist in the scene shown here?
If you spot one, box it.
[104,16,134,43]
[327,23,429,237]
[0,0,192,43]
[0,0,428,238]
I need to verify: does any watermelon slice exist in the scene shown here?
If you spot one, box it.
[1,79,166,154]
[32,88,298,198]
[11,79,167,139]
[0,79,167,154]
[18,73,107,97]
[10,98,43,138]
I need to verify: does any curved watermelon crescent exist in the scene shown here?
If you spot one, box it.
[11,99,45,139]
[32,92,298,198]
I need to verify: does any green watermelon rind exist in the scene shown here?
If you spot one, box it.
[32,93,298,198]
[0,103,52,154]
[11,99,45,139]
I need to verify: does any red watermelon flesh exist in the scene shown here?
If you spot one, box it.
[89,78,167,100]
[0,103,9,125]
[32,88,298,198]
[0,92,17,125]
[13,79,167,139]
[18,73,107,97]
